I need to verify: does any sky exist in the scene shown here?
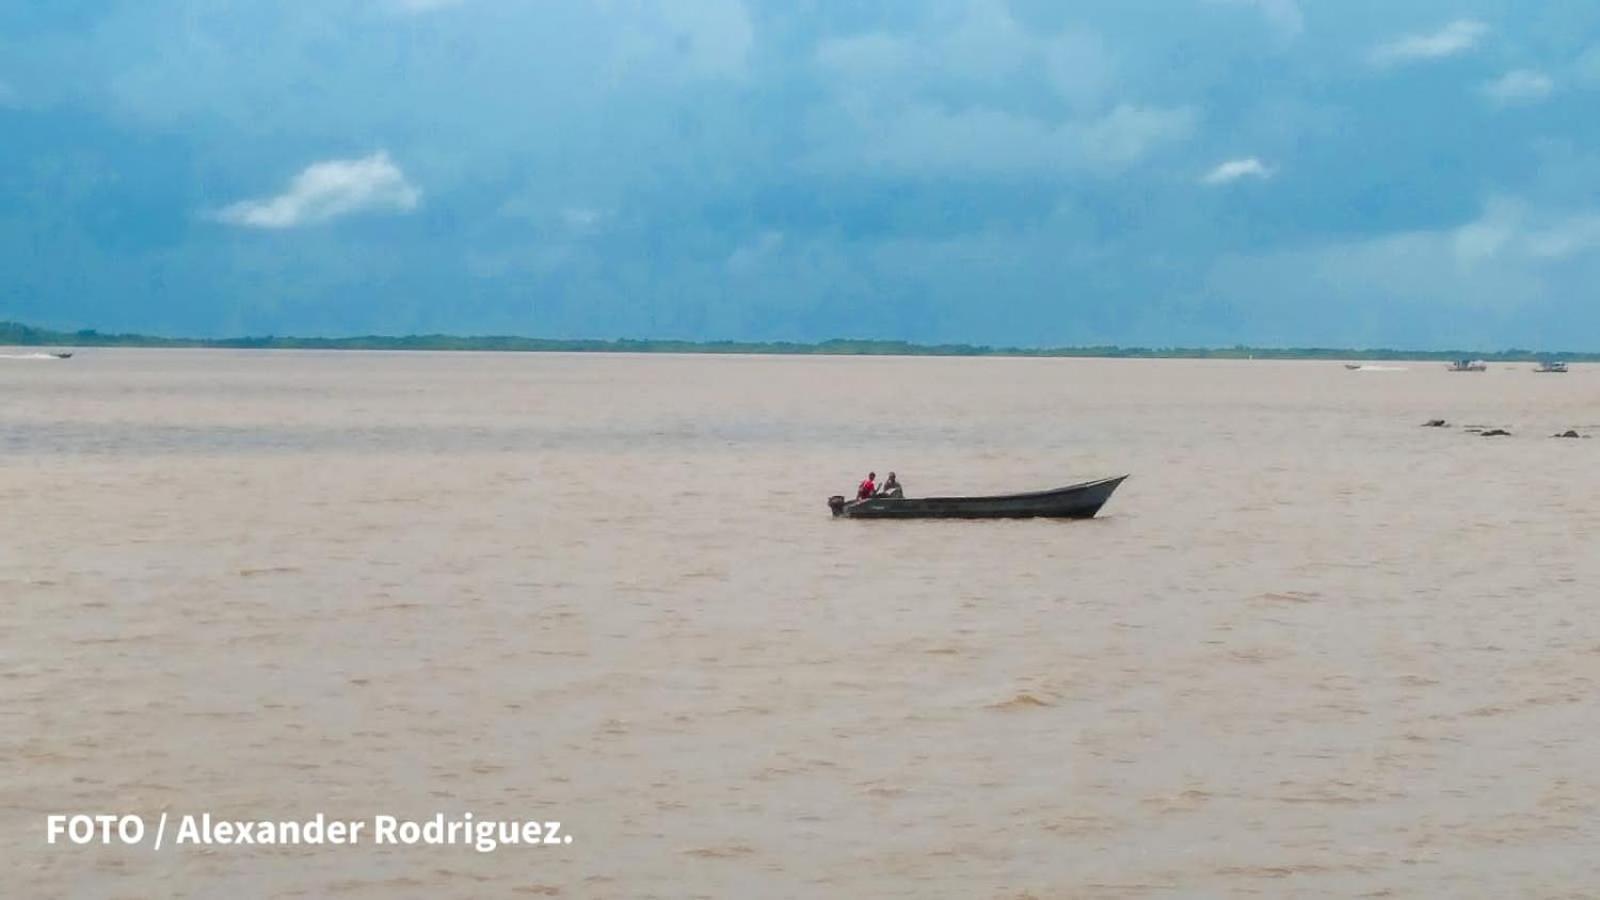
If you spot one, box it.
[3,0,1600,348]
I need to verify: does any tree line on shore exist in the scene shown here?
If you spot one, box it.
[2,320,1592,362]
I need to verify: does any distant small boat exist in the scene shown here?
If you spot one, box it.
[828,475,1126,520]
[1534,360,1568,373]
[1447,359,1487,372]
[52,352,73,359]
[1344,363,1362,370]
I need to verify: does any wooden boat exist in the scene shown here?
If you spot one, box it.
[1447,359,1487,372]
[828,475,1127,520]
[1534,360,1568,373]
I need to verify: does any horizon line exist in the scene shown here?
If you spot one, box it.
[1,321,1595,361]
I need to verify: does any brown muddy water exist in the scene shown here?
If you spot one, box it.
[3,349,1599,897]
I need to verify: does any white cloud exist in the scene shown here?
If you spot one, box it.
[1202,157,1274,185]
[216,152,420,229]
[1370,20,1488,66]
[1482,69,1554,106]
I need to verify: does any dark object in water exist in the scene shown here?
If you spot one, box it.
[1421,419,1448,428]
[1480,429,1512,437]
[1553,430,1583,439]
[828,475,1126,520]
[52,352,72,359]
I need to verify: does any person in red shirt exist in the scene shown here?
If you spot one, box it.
[857,472,877,500]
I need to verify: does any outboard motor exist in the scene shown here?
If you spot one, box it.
[827,495,846,517]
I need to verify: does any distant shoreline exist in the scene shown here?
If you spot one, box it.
[2,321,1593,362]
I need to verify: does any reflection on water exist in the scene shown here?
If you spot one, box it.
[4,349,1599,897]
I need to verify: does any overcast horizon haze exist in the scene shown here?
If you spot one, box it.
[5,1,1600,350]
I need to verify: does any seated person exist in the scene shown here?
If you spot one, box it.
[857,471,877,500]
[877,472,903,498]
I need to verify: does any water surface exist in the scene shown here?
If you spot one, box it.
[4,350,1598,897]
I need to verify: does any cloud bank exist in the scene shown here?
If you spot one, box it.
[6,1,1600,348]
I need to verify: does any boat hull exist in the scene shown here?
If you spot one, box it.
[829,475,1126,520]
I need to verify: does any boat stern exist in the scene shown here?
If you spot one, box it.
[827,495,847,517]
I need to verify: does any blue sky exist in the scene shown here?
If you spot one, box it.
[3,0,1600,348]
